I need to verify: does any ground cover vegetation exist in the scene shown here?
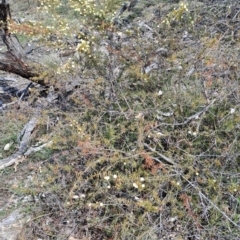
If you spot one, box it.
[0,0,240,239]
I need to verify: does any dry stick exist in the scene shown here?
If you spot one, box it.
[183,176,240,229]
[24,141,52,157]
[144,143,177,165]
[233,9,240,21]
[174,99,216,127]
[151,99,217,130]
[0,117,37,169]
[0,100,17,110]
[13,141,52,171]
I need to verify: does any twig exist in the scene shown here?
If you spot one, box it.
[152,99,216,129]
[0,100,17,110]
[144,143,177,165]
[174,99,216,126]
[24,141,52,157]
[232,9,240,22]
[183,176,240,229]
[18,82,33,103]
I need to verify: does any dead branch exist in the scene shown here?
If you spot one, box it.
[144,143,177,165]
[24,141,52,157]
[0,100,17,110]
[0,1,53,86]
[183,176,240,229]
[0,116,53,170]
[174,99,216,127]
[0,117,38,170]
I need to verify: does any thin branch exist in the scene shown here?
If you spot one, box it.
[24,141,52,157]
[183,176,240,229]
[0,100,17,110]
[144,143,177,165]
[174,99,216,126]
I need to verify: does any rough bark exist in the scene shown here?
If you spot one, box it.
[0,1,51,86]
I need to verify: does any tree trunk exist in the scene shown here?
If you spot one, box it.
[0,1,52,86]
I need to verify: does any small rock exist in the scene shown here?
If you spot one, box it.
[144,63,158,74]
[186,68,195,77]
[4,142,13,151]
[156,47,168,57]
[72,195,80,200]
